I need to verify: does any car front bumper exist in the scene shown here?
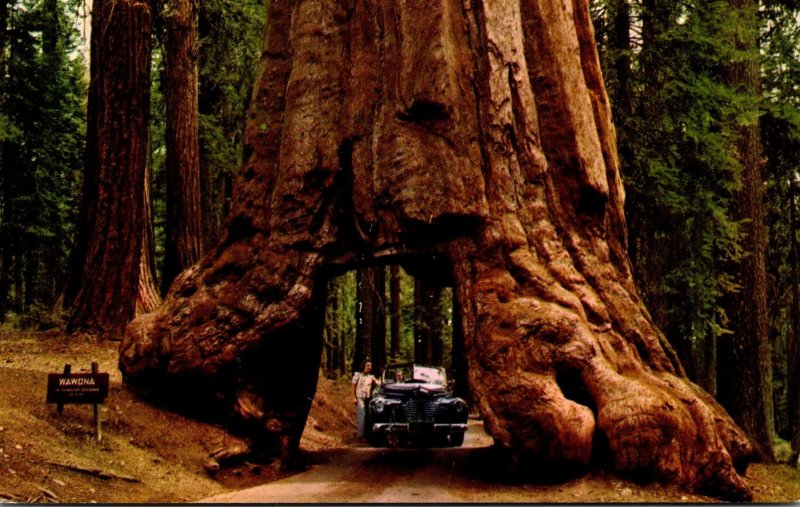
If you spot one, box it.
[372,422,468,434]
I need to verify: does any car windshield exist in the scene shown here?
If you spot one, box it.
[383,364,446,385]
[383,365,412,384]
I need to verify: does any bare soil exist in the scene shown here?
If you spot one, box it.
[0,326,797,503]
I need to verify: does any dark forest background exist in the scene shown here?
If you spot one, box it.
[0,0,798,461]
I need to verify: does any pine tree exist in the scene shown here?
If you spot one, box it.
[389,265,401,361]
[761,0,800,460]
[716,0,776,462]
[413,278,445,365]
[0,0,84,324]
[354,267,386,372]
[592,0,745,393]
[197,0,268,245]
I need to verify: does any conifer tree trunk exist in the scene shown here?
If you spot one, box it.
[355,267,386,372]
[0,0,10,321]
[611,0,632,120]
[451,296,470,401]
[414,278,444,365]
[789,181,800,461]
[121,0,755,498]
[389,265,401,360]
[161,0,202,292]
[68,0,152,338]
[717,0,776,463]
[136,165,161,315]
[324,276,340,377]
[413,279,429,364]
[64,0,102,310]
[336,279,347,375]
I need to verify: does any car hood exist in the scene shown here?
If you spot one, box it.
[379,382,446,397]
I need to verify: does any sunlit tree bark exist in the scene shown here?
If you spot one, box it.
[121,0,755,498]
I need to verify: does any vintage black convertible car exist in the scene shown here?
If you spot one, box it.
[366,363,468,447]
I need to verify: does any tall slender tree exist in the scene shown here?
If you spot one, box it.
[354,267,386,372]
[68,0,153,338]
[161,0,201,292]
[760,0,800,463]
[0,0,11,320]
[414,278,444,365]
[137,163,161,315]
[717,0,776,462]
[790,182,800,461]
[389,265,401,360]
[197,0,268,246]
[0,0,84,322]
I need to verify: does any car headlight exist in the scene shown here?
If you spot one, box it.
[454,400,467,413]
[374,397,385,413]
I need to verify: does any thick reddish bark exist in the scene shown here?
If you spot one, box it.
[121,0,754,498]
[162,0,202,292]
[69,0,152,338]
[64,0,103,309]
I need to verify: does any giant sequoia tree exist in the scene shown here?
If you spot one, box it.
[121,0,755,499]
[67,0,152,337]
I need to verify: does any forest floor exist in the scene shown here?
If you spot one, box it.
[0,326,798,503]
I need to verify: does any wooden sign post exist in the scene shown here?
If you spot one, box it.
[47,362,109,441]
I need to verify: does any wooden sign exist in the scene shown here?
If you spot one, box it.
[47,366,109,405]
[47,363,108,441]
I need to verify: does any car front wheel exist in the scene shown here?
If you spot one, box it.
[448,432,465,447]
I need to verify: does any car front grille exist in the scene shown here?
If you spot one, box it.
[401,399,442,421]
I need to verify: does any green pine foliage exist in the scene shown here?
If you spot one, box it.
[198,0,269,240]
[761,2,800,439]
[595,0,800,432]
[148,0,268,280]
[0,0,85,326]
[593,0,749,379]
[150,46,167,274]
[323,266,455,378]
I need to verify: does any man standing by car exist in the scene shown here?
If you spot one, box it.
[352,359,380,439]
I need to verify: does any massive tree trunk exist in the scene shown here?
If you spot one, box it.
[717,0,776,463]
[161,0,202,293]
[121,0,755,498]
[68,0,152,338]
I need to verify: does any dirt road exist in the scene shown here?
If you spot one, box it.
[201,420,713,504]
[203,419,491,503]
